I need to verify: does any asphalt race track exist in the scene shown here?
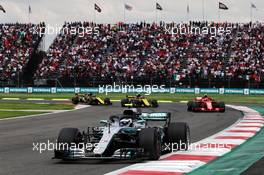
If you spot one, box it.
[0,103,242,175]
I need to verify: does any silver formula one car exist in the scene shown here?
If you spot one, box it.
[53,109,190,160]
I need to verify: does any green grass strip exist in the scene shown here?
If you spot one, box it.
[1,93,264,104]
[0,111,47,119]
[188,106,264,175]
[0,102,74,110]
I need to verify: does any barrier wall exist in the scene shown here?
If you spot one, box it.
[1,87,264,95]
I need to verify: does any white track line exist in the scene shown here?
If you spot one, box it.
[0,105,89,121]
[51,98,69,101]
[26,98,45,100]
[2,98,20,100]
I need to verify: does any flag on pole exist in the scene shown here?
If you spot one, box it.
[94,3,101,13]
[0,5,6,13]
[156,3,163,10]
[219,2,228,10]
[29,5,32,14]
[251,3,257,10]
[187,5,190,14]
[124,4,133,11]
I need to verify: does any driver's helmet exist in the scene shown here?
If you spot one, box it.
[120,118,133,127]
[136,94,141,98]
[203,94,208,98]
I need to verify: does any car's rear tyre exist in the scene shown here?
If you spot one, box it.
[121,98,129,107]
[72,97,79,105]
[86,99,92,105]
[104,98,111,105]
[167,122,190,151]
[151,99,159,108]
[139,128,161,160]
[132,99,141,107]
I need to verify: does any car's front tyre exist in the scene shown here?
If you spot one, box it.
[54,128,82,159]
[139,128,161,160]
[121,98,129,107]
[166,122,190,151]
[187,101,193,111]
[151,99,159,108]
[104,98,112,105]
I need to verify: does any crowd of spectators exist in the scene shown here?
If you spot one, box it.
[0,23,44,81]
[26,21,264,84]
[228,23,264,82]
[1,21,262,87]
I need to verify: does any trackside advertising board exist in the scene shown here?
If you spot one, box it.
[0,87,263,95]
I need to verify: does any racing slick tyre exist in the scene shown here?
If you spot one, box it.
[57,128,82,144]
[86,99,93,105]
[55,128,82,159]
[219,102,225,112]
[187,101,193,111]
[192,102,199,112]
[167,122,190,151]
[121,98,129,107]
[72,97,79,105]
[132,99,141,107]
[151,99,159,108]
[104,98,112,105]
[139,128,161,160]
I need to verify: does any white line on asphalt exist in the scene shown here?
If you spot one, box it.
[26,98,45,100]
[0,109,68,112]
[111,100,121,102]
[157,100,173,103]
[2,98,20,100]
[51,99,70,101]
[0,105,90,121]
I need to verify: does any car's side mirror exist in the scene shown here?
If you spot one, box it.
[137,120,145,124]
[100,120,108,125]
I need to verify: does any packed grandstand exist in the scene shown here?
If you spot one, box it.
[0,22,263,88]
[0,23,45,82]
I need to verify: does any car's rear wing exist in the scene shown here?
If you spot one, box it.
[139,112,171,122]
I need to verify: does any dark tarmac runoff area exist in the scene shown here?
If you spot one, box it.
[0,102,242,175]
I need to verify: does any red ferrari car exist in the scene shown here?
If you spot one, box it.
[187,96,225,112]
